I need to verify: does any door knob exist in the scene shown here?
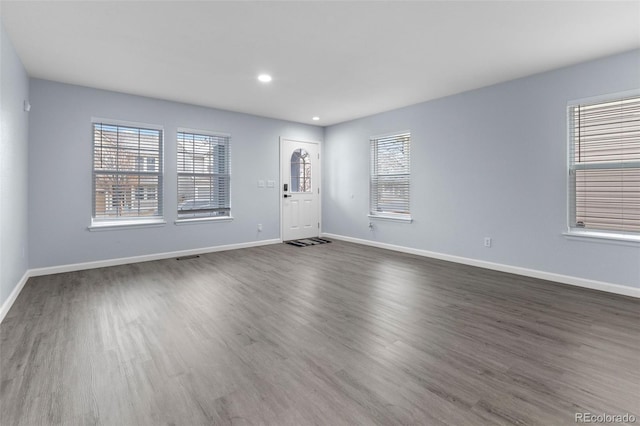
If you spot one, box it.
[283,194,292,198]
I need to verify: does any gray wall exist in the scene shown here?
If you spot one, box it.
[1,23,30,307]
[17,47,640,291]
[323,49,640,289]
[28,79,323,268]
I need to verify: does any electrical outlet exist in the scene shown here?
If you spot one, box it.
[369,222,374,231]
[257,224,263,232]
[484,237,492,248]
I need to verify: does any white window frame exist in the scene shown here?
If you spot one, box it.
[369,131,412,222]
[565,90,640,244]
[175,128,232,224]
[90,119,165,230]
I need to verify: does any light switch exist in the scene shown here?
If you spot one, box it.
[267,180,275,188]
[258,180,265,188]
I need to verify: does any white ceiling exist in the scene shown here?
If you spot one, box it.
[1,1,639,126]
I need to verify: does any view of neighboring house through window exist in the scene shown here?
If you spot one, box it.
[177,130,231,219]
[290,148,311,193]
[569,94,640,235]
[92,122,163,223]
[370,132,411,220]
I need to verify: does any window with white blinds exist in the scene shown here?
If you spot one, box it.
[370,132,411,220]
[177,131,231,219]
[93,122,163,222]
[569,94,640,235]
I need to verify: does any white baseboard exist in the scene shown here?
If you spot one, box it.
[322,233,640,298]
[29,238,281,277]
[0,270,30,324]
[3,234,636,325]
[0,239,281,324]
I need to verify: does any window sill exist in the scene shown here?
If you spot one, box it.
[563,230,640,247]
[368,214,413,223]
[89,219,166,231]
[175,216,234,225]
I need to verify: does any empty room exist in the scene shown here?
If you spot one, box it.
[1,1,639,425]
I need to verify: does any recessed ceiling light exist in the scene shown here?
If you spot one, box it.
[312,116,320,121]
[258,74,272,83]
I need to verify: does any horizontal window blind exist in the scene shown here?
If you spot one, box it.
[569,95,640,233]
[370,132,411,217]
[177,131,231,219]
[93,123,163,220]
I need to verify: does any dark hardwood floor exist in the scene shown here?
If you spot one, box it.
[1,240,638,425]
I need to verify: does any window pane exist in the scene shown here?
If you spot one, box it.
[290,148,311,193]
[575,168,640,232]
[93,123,163,221]
[177,131,231,219]
[370,133,411,217]
[94,173,160,219]
[569,95,640,234]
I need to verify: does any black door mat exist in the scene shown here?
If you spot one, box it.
[285,237,332,247]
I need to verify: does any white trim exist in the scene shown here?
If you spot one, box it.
[370,129,411,141]
[176,129,232,221]
[28,239,281,278]
[0,238,282,323]
[567,88,640,108]
[369,131,412,220]
[177,127,231,138]
[563,230,640,246]
[89,220,167,231]
[0,239,281,324]
[91,117,164,131]
[566,92,640,235]
[368,214,413,223]
[174,216,234,225]
[91,119,166,227]
[0,270,30,324]
[322,233,640,299]
[3,235,636,325]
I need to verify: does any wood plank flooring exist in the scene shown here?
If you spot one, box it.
[1,240,639,425]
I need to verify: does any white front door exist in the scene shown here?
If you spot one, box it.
[281,139,320,241]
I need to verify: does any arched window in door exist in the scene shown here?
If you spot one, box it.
[290,148,311,192]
